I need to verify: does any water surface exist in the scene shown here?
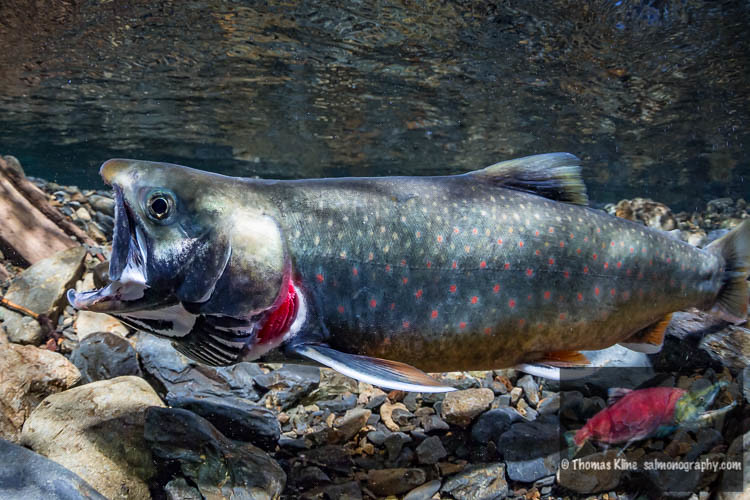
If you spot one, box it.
[0,0,748,209]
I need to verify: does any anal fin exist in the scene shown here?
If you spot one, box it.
[619,314,672,354]
[288,344,456,393]
[540,350,590,367]
[518,350,594,380]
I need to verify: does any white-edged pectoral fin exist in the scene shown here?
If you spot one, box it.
[288,343,456,393]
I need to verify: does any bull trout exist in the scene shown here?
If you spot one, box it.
[67,154,750,392]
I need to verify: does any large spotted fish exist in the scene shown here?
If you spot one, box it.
[68,154,750,392]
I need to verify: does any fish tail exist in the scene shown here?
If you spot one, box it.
[706,220,750,323]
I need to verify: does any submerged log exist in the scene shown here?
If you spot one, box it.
[0,156,98,250]
[0,158,78,265]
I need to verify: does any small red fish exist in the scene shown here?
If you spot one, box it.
[573,387,686,447]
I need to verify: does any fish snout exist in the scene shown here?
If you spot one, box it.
[100,159,135,184]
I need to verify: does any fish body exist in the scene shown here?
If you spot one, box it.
[573,387,686,446]
[573,381,731,447]
[67,154,750,391]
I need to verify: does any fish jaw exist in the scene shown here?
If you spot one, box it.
[67,183,175,313]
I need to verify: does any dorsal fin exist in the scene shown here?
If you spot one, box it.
[468,153,588,206]
[607,387,632,406]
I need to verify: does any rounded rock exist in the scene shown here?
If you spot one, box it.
[441,388,494,427]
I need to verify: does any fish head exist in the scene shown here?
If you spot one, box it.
[67,160,288,348]
[673,380,727,423]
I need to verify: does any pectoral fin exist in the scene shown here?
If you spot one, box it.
[287,344,456,393]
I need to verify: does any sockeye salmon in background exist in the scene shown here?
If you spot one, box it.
[570,381,735,451]
[67,153,750,392]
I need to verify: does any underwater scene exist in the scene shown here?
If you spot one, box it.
[0,1,748,499]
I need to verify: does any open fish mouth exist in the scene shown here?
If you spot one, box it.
[67,186,171,313]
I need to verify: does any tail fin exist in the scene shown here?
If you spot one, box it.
[706,220,750,323]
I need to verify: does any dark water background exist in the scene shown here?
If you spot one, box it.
[0,0,748,210]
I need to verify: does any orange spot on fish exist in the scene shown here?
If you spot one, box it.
[337,305,345,313]
[569,233,574,239]
[519,241,524,248]
[610,288,616,296]
[563,270,570,279]
[595,287,600,296]
[559,313,567,320]
[400,259,406,266]
[472,228,478,235]
[437,235,443,243]
[583,266,589,274]
[493,284,500,293]
[452,261,458,269]
[504,263,511,270]
[544,291,551,300]
[454,227,460,234]
[616,261,622,268]
[559,241,565,248]
[548,258,555,265]
[535,249,541,256]
[471,296,478,304]
[630,247,635,253]
[508,299,516,308]
[416,231,421,238]
[402,277,408,285]
[592,253,598,260]
[390,302,395,310]
[604,262,609,269]
[385,264,391,272]
[449,284,457,293]
[497,238,503,245]
[480,261,487,269]
[426,261,432,268]
[549,227,555,233]
[431,310,438,319]
[576,248,582,254]
[352,267,358,276]
[577,293,583,301]
[584,236,589,242]
[415,289,423,299]
[535,230,540,237]
[484,327,491,335]
[526,268,533,277]
[611,241,615,247]
[403,321,410,329]
[316,274,324,282]
[370,299,377,308]
[459,321,467,329]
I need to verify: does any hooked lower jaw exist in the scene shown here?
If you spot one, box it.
[67,279,155,313]
[67,182,157,313]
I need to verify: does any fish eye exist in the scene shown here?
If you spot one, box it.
[147,192,173,220]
